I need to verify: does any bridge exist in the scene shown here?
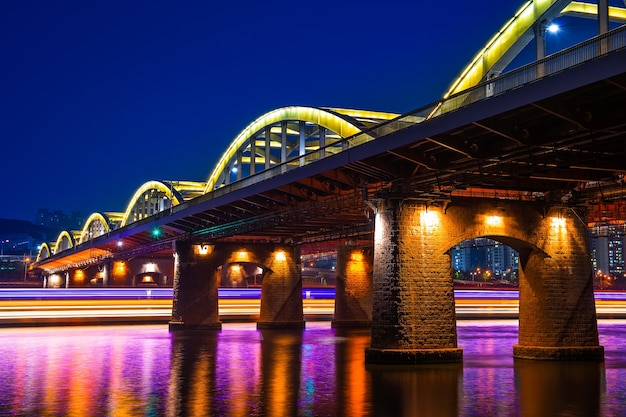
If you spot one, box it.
[32,1,626,363]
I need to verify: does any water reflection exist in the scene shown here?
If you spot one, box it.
[367,363,462,417]
[260,329,302,417]
[515,359,603,417]
[1,321,626,416]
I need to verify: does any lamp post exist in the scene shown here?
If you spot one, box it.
[23,256,30,285]
[1,239,8,256]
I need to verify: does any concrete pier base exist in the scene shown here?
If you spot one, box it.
[513,345,605,361]
[365,347,464,364]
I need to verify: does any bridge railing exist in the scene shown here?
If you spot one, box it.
[180,25,626,215]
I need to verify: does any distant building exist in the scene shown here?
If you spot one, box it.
[590,224,626,280]
[452,238,519,279]
[34,208,84,232]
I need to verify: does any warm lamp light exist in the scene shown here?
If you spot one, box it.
[374,212,384,243]
[551,217,566,228]
[420,210,439,227]
[235,250,249,262]
[486,215,502,226]
[350,251,363,262]
[275,250,287,261]
[194,244,213,256]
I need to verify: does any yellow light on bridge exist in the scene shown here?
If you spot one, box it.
[234,250,249,262]
[551,216,566,228]
[350,251,363,262]
[420,210,440,228]
[194,244,214,256]
[374,212,384,244]
[486,215,503,227]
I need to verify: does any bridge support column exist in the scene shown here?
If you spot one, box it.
[257,245,304,329]
[169,240,221,331]
[514,206,604,361]
[102,259,111,287]
[365,199,462,364]
[331,245,373,328]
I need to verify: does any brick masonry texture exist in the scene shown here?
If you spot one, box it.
[170,241,303,329]
[332,245,373,327]
[368,197,602,361]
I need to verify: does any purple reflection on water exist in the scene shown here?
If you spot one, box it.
[1,320,626,416]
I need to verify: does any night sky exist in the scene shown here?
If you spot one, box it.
[0,1,605,222]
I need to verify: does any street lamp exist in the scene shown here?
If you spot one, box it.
[23,256,30,285]
[1,239,8,255]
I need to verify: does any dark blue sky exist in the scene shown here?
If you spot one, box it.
[0,1,605,222]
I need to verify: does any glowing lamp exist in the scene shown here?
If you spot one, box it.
[275,251,287,261]
[420,210,439,227]
[547,23,559,34]
[551,217,566,228]
[194,244,213,256]
[350,251,363,262]
[486,215,502,226]
[235,250,249,262]
[145,262,157,273]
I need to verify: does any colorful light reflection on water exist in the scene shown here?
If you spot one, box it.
[1,320,626,416]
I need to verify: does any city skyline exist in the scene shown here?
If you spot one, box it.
[2,1,600,222]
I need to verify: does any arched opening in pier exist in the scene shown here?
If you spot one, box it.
[451,237,520,289]
[219,262,267,288]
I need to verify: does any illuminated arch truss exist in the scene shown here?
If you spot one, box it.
[204,106,399,193]
[78,212,124,244]
[37,242,53,262]
[444,0,626,100]
[53,230,81,253]
[120,180,206,227]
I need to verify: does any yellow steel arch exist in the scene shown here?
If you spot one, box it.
[37,242,53,261]
[444,0,566,99]
[53,230,78,253]
[562,1,626,22]
[80,212,112,244]
[203,106,370,193]
[443,1,626,100]
[120,180,184,227]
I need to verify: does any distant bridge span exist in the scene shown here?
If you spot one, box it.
[30,1,626,364]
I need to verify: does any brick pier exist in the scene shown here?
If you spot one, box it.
[365,197,603,364]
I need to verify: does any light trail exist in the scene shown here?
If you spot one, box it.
[0,288,334,300]
[1,288,625,326]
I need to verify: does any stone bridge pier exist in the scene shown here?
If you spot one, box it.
[332,244,373,328]
[169,241,303,331]
[365,197,603,364]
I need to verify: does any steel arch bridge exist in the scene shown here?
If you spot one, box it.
[36,0,626,264]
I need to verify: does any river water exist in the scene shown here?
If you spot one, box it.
[1,319,625,417]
